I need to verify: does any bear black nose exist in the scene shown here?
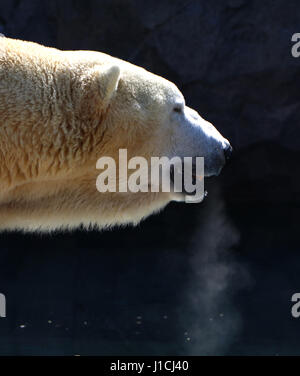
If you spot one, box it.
[224,144,233,160]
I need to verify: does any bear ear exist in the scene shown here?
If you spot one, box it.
[92,65,121,107]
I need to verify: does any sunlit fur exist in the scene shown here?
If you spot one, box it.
[0,38,178,231]
[0,37,227,232]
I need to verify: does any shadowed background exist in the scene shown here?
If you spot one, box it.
[0,0,299,355]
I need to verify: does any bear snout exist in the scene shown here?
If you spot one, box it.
[223,142,233,161]
[204,137,232,177]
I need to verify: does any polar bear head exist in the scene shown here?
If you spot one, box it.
[0,39,232,231]
[89,61,231,207]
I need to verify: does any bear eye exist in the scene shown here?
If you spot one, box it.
[173,106,182,113]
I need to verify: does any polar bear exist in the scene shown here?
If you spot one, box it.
[0,37,231,232]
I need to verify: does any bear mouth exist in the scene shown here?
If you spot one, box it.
[169,165,207,197]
